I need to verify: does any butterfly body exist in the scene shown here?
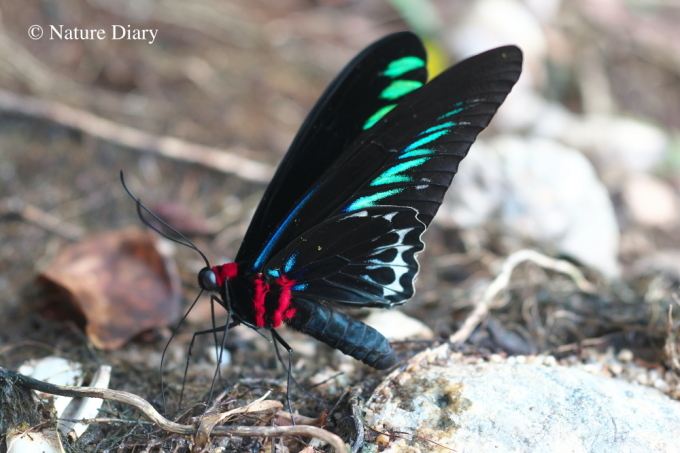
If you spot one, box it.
[207,257,401,369]
[209,262,299,330]
[198,32,523,369]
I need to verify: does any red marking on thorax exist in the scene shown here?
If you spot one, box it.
[253,275,269,327]
[212,262,238,287]
[272,275,297,328]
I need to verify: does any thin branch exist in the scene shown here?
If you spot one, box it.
[450,249,596,343]
[0,196,85,241]
[0,89,275,183]
[1,367,347,452]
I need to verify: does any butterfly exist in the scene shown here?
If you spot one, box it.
[188,32,522,370]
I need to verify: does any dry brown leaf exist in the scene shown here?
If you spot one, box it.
[148,201,214,236]
[39,227,181,349]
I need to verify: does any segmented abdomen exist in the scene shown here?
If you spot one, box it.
[286,298,396,369]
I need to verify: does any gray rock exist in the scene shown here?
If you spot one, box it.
[623,173,678,229]
[448,0,547,90]
[562,115,668,179]
[438,135,620,278]
[365,346,680,453]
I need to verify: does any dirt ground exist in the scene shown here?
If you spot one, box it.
[0,0,679,452]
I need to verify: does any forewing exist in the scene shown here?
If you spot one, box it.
[236,32,427,266]
[254,45,523,279]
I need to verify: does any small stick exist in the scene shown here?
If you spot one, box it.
[450,249,596,343]
[0,197,85,241]
[0,89,275,183]
[1,367,347,452]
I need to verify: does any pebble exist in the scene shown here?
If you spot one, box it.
[617,349,634,363]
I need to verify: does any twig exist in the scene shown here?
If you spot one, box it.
[665,295,680,375]
[0,196,85,241]
[0,89,275,183]
[450,249,596,343]
[1,367,347,452]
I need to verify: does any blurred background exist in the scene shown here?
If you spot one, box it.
[0,0,679,448]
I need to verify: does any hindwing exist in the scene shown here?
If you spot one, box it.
[264,207,425,307]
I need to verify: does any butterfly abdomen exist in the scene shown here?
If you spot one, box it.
[286,298,397,369]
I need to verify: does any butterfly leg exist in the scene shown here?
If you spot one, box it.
[160,290,214,412]
[270,329,295,418]
[180,309,240,409]
[205,298,236,408]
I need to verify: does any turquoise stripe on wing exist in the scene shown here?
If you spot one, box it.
[370,158,430,186]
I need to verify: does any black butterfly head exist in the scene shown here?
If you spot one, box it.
[198,267,220,292]
[197,262,238,295]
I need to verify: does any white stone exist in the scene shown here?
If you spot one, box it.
[448,0,547,89]
[623,173,678,229]
[617,349,634,363]
[563,115,668,178]
[363,309,434,341]
[366,354,680,452]
[18,357,83,415]
[439,135,621,278]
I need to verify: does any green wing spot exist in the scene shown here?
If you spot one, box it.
[438,107,465,120]
[371,157,430,186]
[403,130,449,153]
[399,148,436,159]
[345,188,404,211]
[363,104,397,130]
[383,56,426,78]
[380,80,423,100]
[420,121,456,135]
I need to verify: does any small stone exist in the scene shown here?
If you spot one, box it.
[654,379,670,392]
[206,347,231,367]
[489,354,504,363]
[618,349,634,363]
[609,363,623,376]
[530,355,544,365]
[648,369,662,382]
[363,310,433,341]
[544,356,557,366]
[375,434,390,446]
[395,372,411,386]
[405,362,421,373]
[623,173,678,229]
[635,373,650,386]
[582,363,602,375]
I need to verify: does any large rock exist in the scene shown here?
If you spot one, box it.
[438,135,621,278]
[364,346,680,452]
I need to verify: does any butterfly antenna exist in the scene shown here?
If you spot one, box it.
[119,171,210,268]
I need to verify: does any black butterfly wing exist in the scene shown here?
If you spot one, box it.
[236,32,428,266]
[262,45,523,307]
[265,207,425,305]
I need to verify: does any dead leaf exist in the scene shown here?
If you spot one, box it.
[148,201,214,236]
[38,227,181,349]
